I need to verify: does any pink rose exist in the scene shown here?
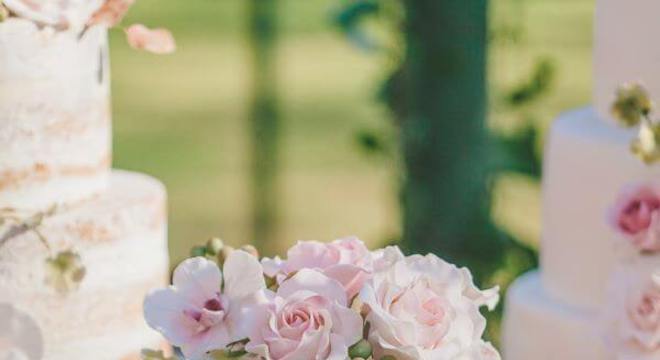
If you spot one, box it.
[144,251,268,359]
[88,0,135,27]
[625,274,660,350]
[246,269,363,360]
[262,237,373,299]
[610,184,660,252]
[359,252,500,360]
[125,24,176,54]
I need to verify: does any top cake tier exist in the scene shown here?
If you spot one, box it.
[0,19,111,210]
[594,0,660,122]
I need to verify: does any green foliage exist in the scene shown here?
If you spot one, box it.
[333,0,381,51]
[506,58,556,106]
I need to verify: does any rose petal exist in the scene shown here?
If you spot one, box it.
[125,24,176,54]
[278,269,348,307]
[88,0,135,27]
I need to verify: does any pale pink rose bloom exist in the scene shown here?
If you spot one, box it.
[609,184,660,252]
[125,24,176,54]
[88,0,135,27]
[622,273,660,351]
[3,0,104,28]
[246,269,363,360]
[262,237,373,299]
[144,251,269,360]
[359,253,500,360]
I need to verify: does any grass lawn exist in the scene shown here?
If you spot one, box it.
[109,0,595,263]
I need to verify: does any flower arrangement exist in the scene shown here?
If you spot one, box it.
[142,237,501,360]
[0,0,175,54]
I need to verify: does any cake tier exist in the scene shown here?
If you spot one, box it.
[0,170,168,360]
[541,107,660,309]
[503,272,609,360]
[0,19,111,210]
[594,0,660,122]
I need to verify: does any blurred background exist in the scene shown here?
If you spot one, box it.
[111,0,593,342]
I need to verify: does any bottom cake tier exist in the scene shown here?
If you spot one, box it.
[503,271,609,360]
[0,170,169,360]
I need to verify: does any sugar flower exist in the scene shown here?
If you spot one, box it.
[359,252,500,360]
[126,24,176,54]
[246,269,363,360]
[88,0,135,27]
[144,251,268,359]
[262,237,373,299]
[609,184,660,252]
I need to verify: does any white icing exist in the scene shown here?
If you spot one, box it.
[541,107,660,309]
[0,171,169,359]
[503,272,609,360]
[0,19,111,210]
[594,0,660,123]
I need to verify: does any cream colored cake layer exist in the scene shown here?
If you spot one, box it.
[0,19,111,210]
[541,107,660,309]
[594,0,660,122]
[503,272,609,360]
[0,170,169,360]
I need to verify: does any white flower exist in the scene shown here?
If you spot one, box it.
[359,252,500,360]
[144,251,269,360]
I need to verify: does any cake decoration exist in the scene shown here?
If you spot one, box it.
[612,83,660,164]
[0,206,87,293]
[0,0,175,54]
[609,184,660,253]
[143,238,501,360]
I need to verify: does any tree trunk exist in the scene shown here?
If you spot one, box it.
[400,0,496,276]
[248,0,279,255]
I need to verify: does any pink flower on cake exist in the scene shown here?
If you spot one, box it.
[623,273,660,351]
[125,24,176,54]
[2,0,105,28]
[609,184,660,252]
[245,269,363,360]
[88,0,135,27]
[262,237,373,299]
[359,253,500,360]
[143,251,269,360]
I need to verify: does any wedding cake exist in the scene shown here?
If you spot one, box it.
[0,9,170,360]
[503,0,660,358]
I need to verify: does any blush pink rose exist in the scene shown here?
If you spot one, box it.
[245,269,363,360]
[262,237,373,299]
[359,251,500,360]
[625,274,660,350]
[144,251,269,359]
[88,0,135,27]
[125,24,176,54]
[609,185,660,252]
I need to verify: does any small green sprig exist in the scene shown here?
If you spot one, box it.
[45,250,86,294]
[612,83,660,164]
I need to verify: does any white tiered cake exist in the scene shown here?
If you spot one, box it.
[0,18,169,360]
[503,0,660,358]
